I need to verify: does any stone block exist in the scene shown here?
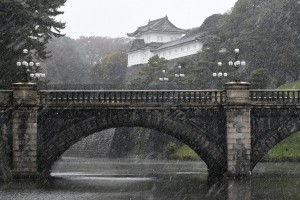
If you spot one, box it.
[13,144,19,151]
[227,122,234,128]
[227,138,236,144]
[227,134,235,140]
[227,165,235,172]
[29,157,37,162]
[228,160,237,166]
[242,138,251,144]
[28,151,37,156]
[243,141,251,149]
[29,142,38,148]
[244,154,251,160]
[241,133,251,139]
[31,167,37,172]
[227,127,237,134]
[227,144,233,150]
[234,133,243,139]
[19,167,31,172]
[227,151,235,157]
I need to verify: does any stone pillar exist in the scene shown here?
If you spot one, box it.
[12,83,38,179]
[225,82,252,177]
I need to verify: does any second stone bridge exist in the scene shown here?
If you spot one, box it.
[1,82,300,180]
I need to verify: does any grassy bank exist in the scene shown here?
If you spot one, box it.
[262,131,300,162]
[277,80,300,89]
[265,80,300,161]
[170,132,300,162]
[170,145,200,161]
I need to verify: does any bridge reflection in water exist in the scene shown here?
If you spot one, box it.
[1,82,300,181]
[1,158,295,200]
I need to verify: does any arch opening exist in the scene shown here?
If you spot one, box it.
[251,110,300,171]
[39,110,226,178]
[60,127,202,161]
[51,127,208,179]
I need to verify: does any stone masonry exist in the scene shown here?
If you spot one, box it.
[0,81,300,180]
[12,83,38,178]
[63,128,115,158]
[225,82,251,176]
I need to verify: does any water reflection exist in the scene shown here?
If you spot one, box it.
[227,179,251,200]
[0,158,299,200]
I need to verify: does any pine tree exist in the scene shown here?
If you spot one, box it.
[0,0,66,88]
[131,55,168,88]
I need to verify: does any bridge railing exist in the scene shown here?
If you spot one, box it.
[250,90,300,104]
[38,90,226,106]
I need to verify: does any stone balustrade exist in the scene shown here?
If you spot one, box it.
[38,90,226,105]
[2,89,300,107]
[250,90,300,104]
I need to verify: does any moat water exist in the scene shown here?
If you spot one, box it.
[0,158,299,200]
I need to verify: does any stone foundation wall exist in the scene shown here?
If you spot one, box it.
[63,128,115,158]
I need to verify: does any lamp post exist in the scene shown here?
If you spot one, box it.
[212,61,228,89]
[228,48,246,82]
[16,49,45,83]
[159,69,169,82]
[175,65,185,78]
[215,48,246,82]
[29,62,46,82]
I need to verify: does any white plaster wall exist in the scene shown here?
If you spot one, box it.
[155,41,203,60]
[127,49,153,67]
[127,40,203,67]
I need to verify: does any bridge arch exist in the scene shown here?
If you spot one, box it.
[251,111,300,170]
[38,109,227,177]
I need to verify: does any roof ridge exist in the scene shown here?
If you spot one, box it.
[127,16,186,37]
[148,16,167,24]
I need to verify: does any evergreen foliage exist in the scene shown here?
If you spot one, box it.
[131,55,169,88]
[0,0,66,88]
[247,67,273,89]
[135,0,300,89]
[93,51,128,84]
[203,0,300,86]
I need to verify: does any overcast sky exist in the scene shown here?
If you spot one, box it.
[57,0,238,39]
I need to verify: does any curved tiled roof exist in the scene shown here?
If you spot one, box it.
[127,16,186,37]
[128,41,164,52]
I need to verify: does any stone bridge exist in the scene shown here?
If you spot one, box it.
[0,82,300,180]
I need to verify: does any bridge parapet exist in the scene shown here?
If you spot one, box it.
[2,88,299,107]
[38,90,226,106]
[250,89,300,105]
